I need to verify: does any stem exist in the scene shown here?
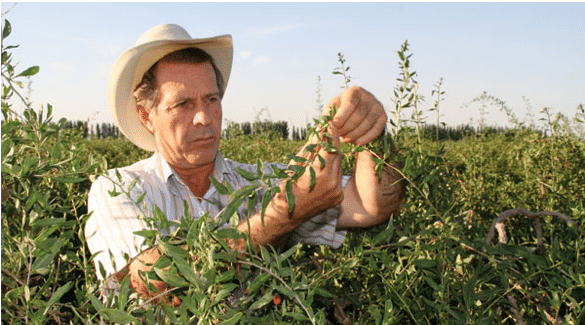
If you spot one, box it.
[1,267,25,285]
[238,260,316,325]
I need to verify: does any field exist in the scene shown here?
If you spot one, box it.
[2,18,585,324]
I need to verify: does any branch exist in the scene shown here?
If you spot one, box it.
[237,260,316,325]
[1,267,24,286]
[486,207,577,248]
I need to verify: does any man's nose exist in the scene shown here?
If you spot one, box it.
[192,103,212,126]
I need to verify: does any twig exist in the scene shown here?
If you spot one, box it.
[486,207,577,247]
[1,3,17,16]
[507,294,525,325]
[238,260,316,325]
[486,208,578,325]
[1,267,25,286]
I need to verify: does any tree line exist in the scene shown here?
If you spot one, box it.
[64,119,531,142]
[63,121,120,139]
[222,120,308,140]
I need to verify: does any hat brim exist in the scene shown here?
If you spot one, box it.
[108,35,233,152]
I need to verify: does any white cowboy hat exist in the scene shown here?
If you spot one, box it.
[108,24,233,151]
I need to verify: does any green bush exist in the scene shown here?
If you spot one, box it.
[2,17,584,324]
[2,19,107,323]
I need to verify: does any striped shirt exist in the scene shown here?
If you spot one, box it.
[85,152,347,279]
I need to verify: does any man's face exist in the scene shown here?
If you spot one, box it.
[145,61,222,169]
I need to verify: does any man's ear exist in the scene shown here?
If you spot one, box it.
[136,105,155,134]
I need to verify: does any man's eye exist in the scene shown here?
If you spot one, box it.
[171,101,189,110]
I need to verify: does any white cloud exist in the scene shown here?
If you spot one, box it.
[254,55,272,64]
[240,51,252,60]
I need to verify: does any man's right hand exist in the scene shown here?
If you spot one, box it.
[115,246,182,307]
[282,123,344,223]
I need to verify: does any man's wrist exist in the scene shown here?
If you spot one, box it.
[365,128,397,162]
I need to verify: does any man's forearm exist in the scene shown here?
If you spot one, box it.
[231,190,295,251]
[338,150,403,229]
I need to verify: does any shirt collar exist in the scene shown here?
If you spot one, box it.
[157,151,230,185]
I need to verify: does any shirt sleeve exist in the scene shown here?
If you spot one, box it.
[85,172,151,280]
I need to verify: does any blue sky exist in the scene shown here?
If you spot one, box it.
[3,2,584,130]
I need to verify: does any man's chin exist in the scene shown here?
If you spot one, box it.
[183,151,217,168]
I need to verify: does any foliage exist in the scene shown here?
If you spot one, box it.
[2,16,584,324]
[2,18,106,323]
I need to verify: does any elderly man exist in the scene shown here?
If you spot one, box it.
[85,24,403,301]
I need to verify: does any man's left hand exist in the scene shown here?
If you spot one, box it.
[324,86,387,146]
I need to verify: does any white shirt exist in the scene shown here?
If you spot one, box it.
[85,152,347,279]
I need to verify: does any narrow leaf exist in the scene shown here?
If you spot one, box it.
[236,167,260,181]
[16,65,39,78]
[250,290,274,310]
[2,20,12,39]
[217,312,243,325]
[261,190,272,225]
[285,179,295,214]
[309,166,316,188]
[99,308,137,324]
[43,281,72,315]
[210,177,230,195]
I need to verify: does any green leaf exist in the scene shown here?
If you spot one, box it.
[173,256,201,288]
[43,281,73,316]
[133,229,158,240]
[246,191,257,217]
[210,177,230,195]
[212,283,239,306]
[271,165,288,178]
[250,290,274,310]
[50,176,87,183]
[118,275,131,310]
[88,293,104,311]
[31,240,64,274]
[303,143,318,154]
[2,20,11,39]
[286,164,305,174]
[286,154,308,164]
[153,267,190,288]
[236,167,260,181]
[309,166,316,188]
[158,240,188,259]
[260,245,272,264]
[217,312,243,325]
[275,284,295,299]
[317,154,326,168]
[99,308,137,324]
[314,286,336,299]
[16,65,39,78]
[278,244,299,263]
[30,217,69,229]
[230,184,258,200]
[413,259,436,269]
[285,179,295,214]
[261,190,272,224]
[219,195,244,227]
[247,273,271,294]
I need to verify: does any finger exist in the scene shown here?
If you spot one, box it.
[350,113,387,146]
[331,87,360,132]
[340,108,387,145]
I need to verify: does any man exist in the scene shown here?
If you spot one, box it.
[85,24,403,302]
